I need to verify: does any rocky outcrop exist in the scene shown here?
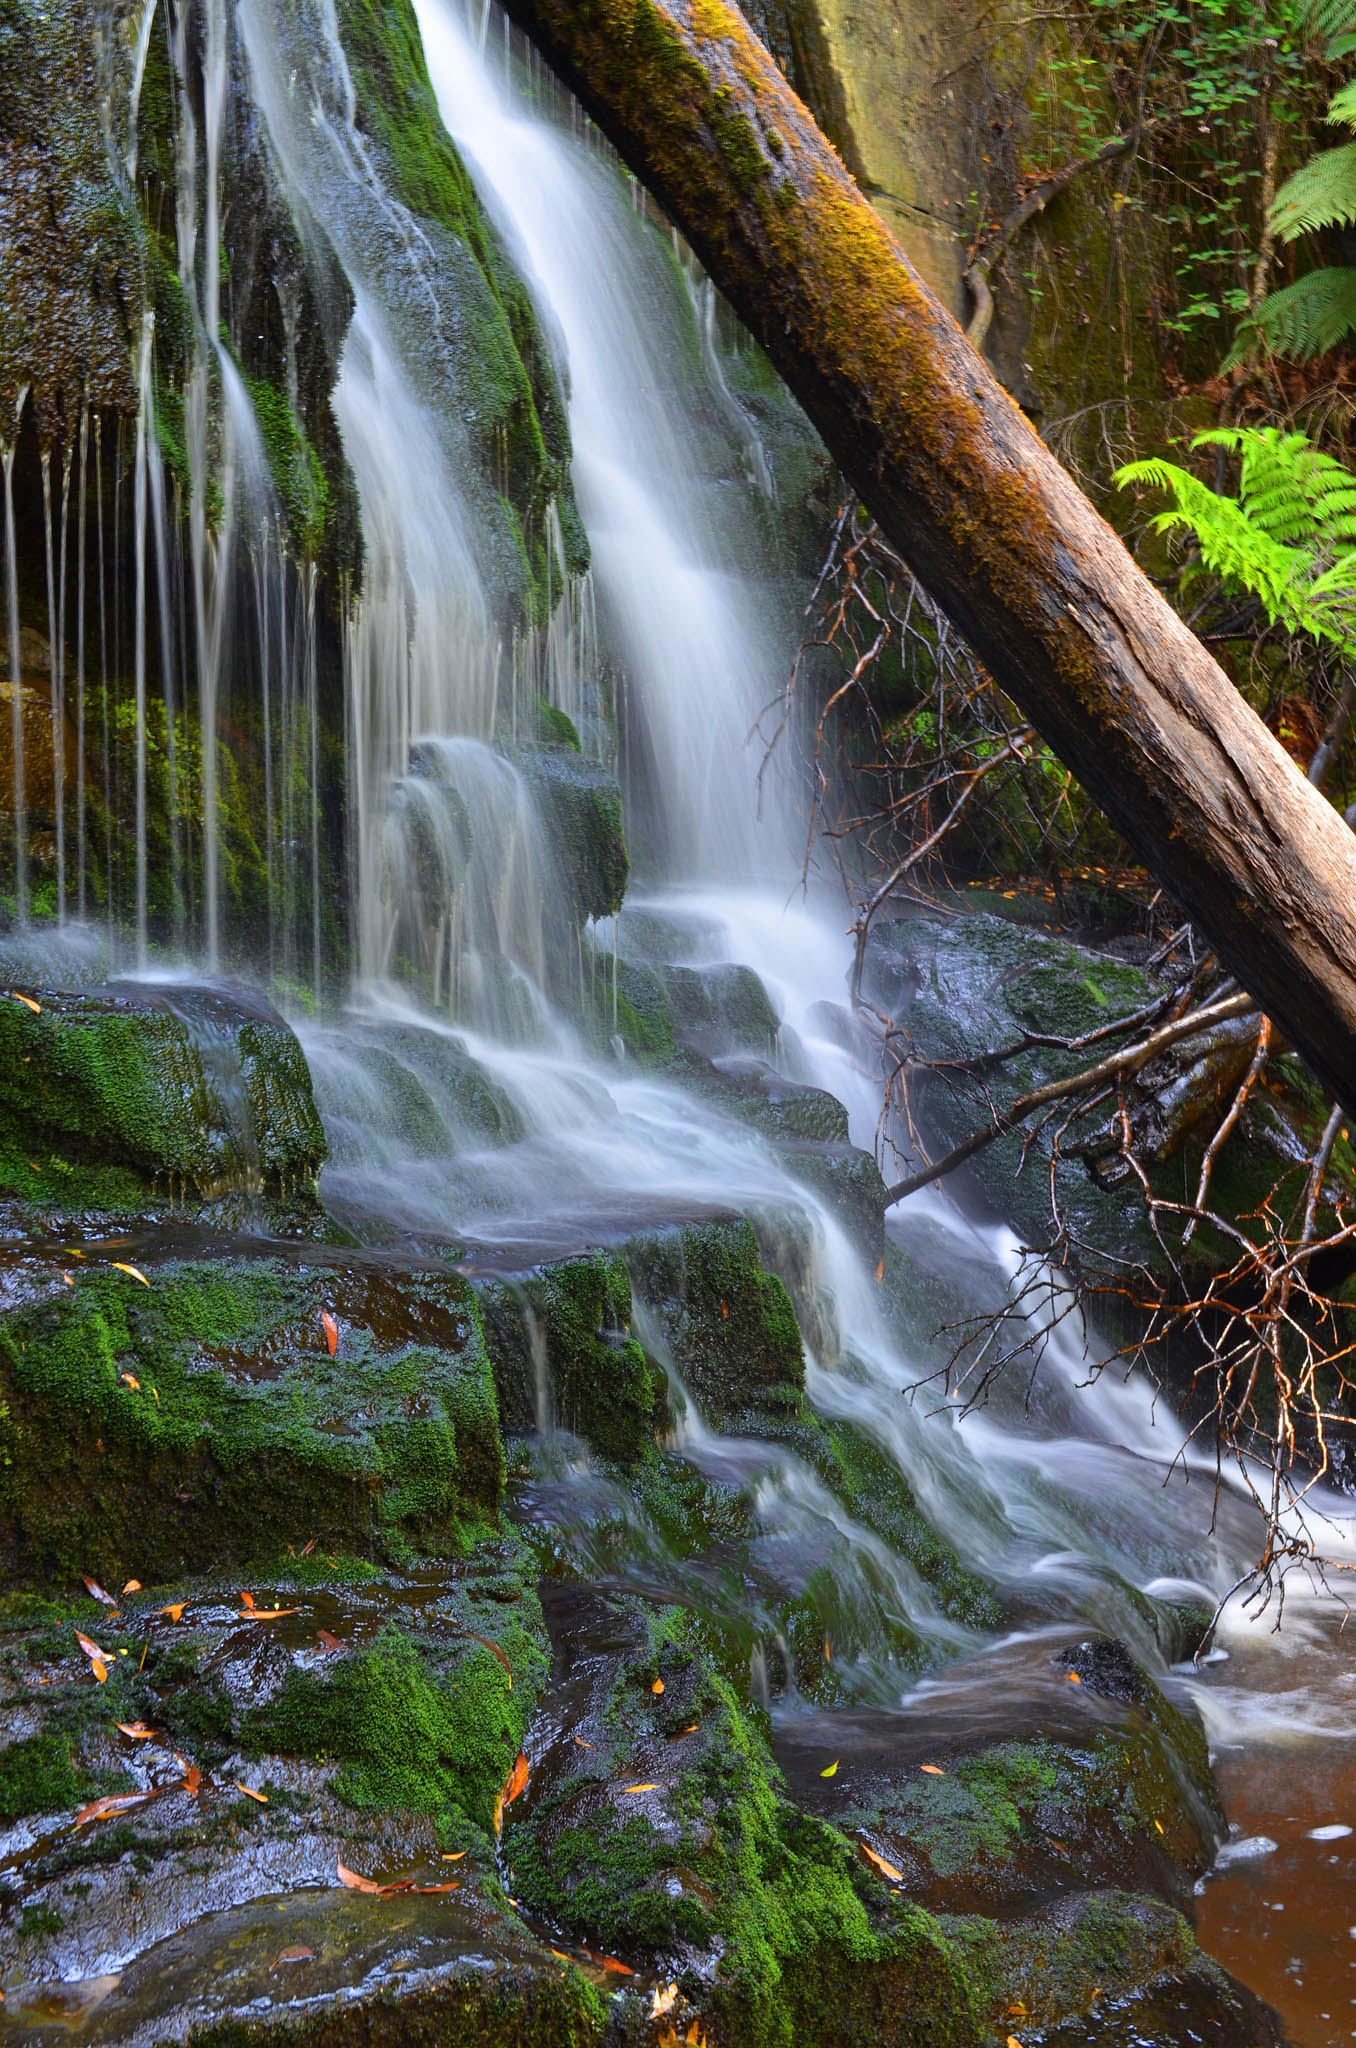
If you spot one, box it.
[0,984,326,1229]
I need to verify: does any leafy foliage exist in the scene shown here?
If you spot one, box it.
[1228,1,1356,363]
[1115,426,1356,653]
[1225,264,1356,362]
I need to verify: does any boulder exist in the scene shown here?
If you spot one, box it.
[0,982,326,1230]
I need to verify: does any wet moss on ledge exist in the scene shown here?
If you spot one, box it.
[0,1256,502,1584]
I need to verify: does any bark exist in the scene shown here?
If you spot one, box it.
[496,0,1356,1116]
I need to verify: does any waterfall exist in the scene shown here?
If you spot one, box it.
[417,0,799,885]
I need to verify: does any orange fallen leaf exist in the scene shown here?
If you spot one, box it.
[75,1790,153,1826]
[8,991,41,1013]
[599,1956,636,1976]
[182,1766,202,1796]
[920,1764,947,1776]
[416,1881,461,1893]
[240,1592,256,1611]
[503,1751,530,1807]
[83,1575,116,1606]
[440,1851,467,1861]
[820,1760,839,1778]
[859,1842,904,1882]
[121,1580,142,1596]
[1008,2038,1024,2047]
[299,1537,317,1556]
[91,1658,108,1683]
[875,1258,885,1283]
[111,1263,149,1286]
[337,1857,384,1894]
[550,1949,571,1962]
[678,1723,698,1735]
[719,1301,728,1318]
[651,1983,680,2018]
[236,1783,268,1804]
[61,1271,74,1285]
[116,1722,155,1740]
[823,1636,831,1663]
[270,1947,314,1969]
[120,1373,141,1390]
[321,1310,338,1356]
[74,1629,109,1662]
[316,1629,344,1652]
[160,1603,187,1622]
[621,1783,659,1794]
[651,1678,665,1695]
[1067,1671,1082,1685]
[573,1734,595,1750]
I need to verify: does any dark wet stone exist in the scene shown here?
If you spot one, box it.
[0,982,326,1233]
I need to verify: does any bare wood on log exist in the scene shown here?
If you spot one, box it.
[496,0,1356,1114]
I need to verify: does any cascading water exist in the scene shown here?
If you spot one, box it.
[2,3,1352,2037]
[417,0,799,884]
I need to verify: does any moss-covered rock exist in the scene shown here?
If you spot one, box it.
[511,744,629,925]
[0,984,326,1226]
[0,1253,502,1584]
[778,1634,1222,1920]
[336,0,587,618]
[621,1216,805,1428]
[478,1253,659,1460]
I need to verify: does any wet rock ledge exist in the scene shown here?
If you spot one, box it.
[0,978,1289,2048]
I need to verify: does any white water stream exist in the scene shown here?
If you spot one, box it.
[4,2,1353,2033]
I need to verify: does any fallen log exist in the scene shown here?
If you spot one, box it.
[496,0,1356,1114]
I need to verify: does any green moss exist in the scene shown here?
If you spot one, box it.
[0,1731,88,1822]
[536,699,582,751]
[511,744,629,924]
[245,376,330,558]
[0,1257,503,1584]
[622,1217,805,1426]
[247,1619,539,1836]
[814,1419,1000,1630]
[510,1602,985,2048]
[0,988,326,1211]
[480,1253,658,1460]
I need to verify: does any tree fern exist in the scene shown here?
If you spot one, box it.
[1225,32,1356,366]
[1304,0,1356,55]
[1271,139,1356,239]
[1114,429,1356,657]
[1223,268,1356,367]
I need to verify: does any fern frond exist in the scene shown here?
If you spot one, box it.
[1114,435,1356,652]
[1223,267,1356,367]
[1300,0,1356,54]
[1328,78,1356,127]
[1328,29,1356,56]
[1272,141,1356,240]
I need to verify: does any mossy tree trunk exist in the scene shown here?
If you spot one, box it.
[496,0,1356,1115]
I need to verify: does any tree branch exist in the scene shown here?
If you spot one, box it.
[881,992,1256,1207]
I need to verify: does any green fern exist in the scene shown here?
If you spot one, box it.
[1223,269,1356,367]
[1301,0,1356,58]
[1271,140,1356,239]
[1114,428,1356,657]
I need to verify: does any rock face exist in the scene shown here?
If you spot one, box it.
[0,1249,502,1585]
[0,895,1285,2048]
[0,985,327,1229]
